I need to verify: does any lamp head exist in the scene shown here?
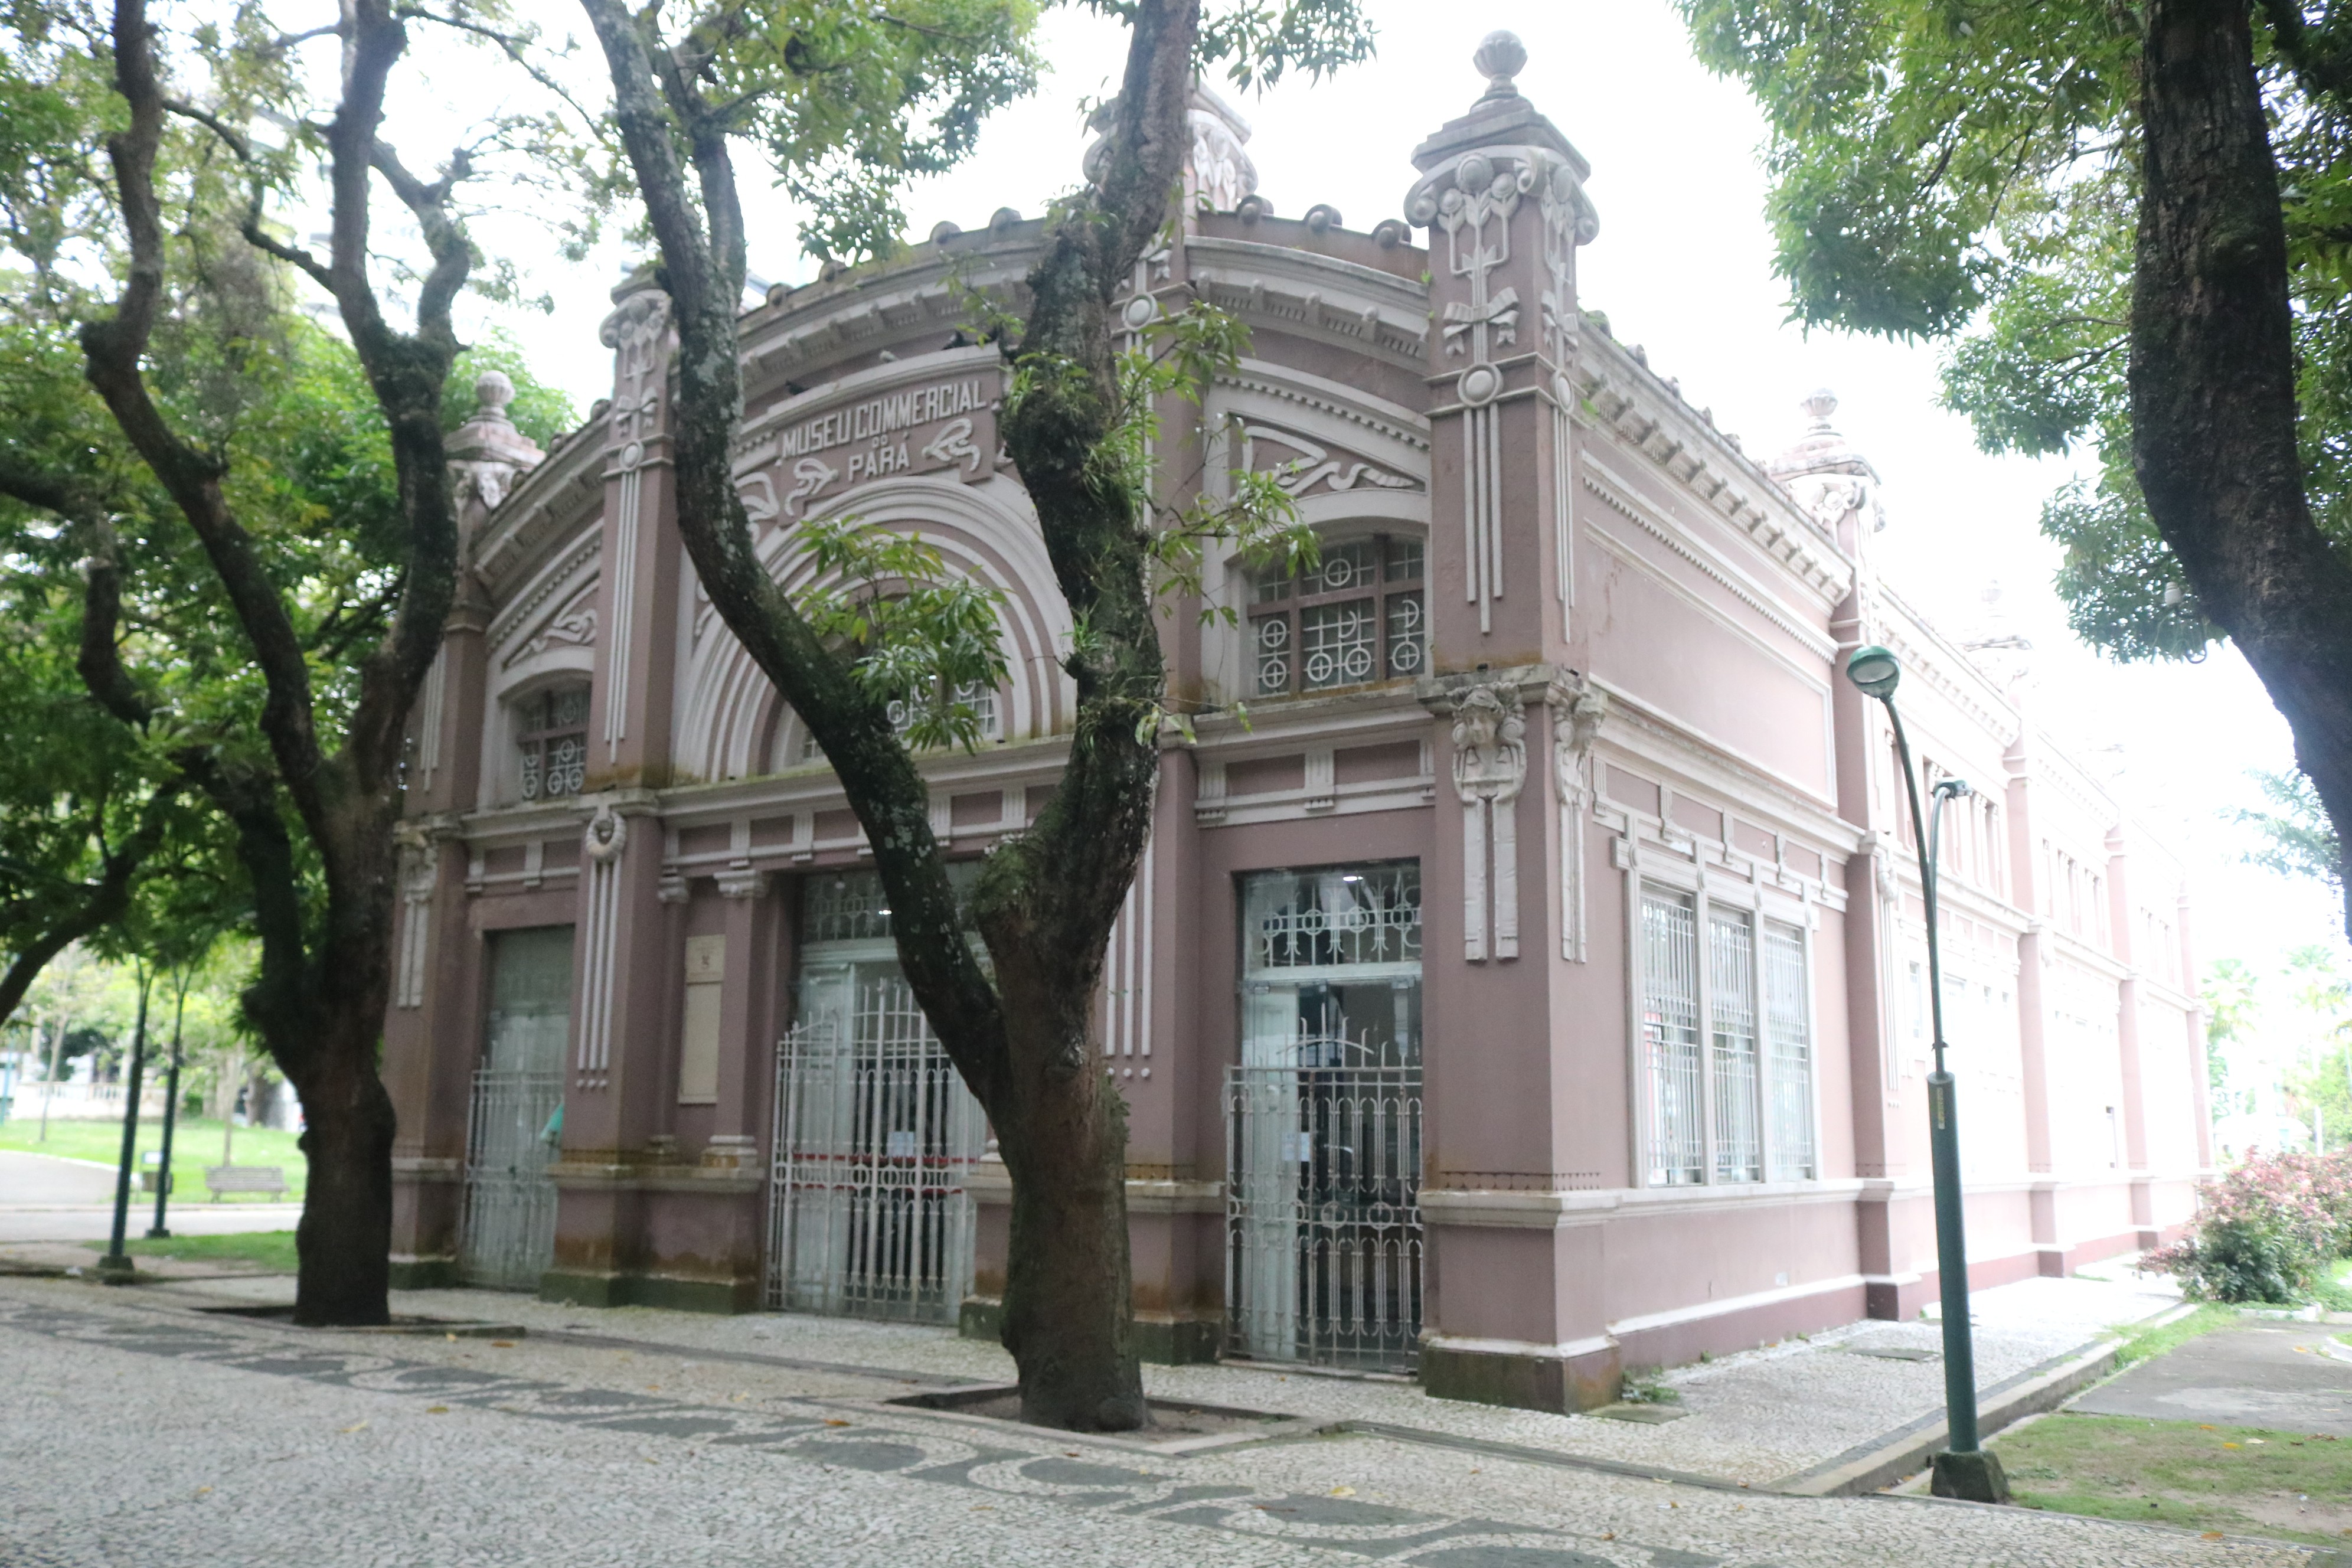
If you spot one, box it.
[1844,644,1902,700]
[1934,778,1975,801]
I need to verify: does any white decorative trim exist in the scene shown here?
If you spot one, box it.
[1550,681,1607,962]
[416,648,445,791]
[1423,1332,1618,1363]
[574,801,632,1090]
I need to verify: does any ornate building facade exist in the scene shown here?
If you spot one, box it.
[385,37,2213,1412]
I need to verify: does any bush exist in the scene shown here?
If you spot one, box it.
[2147,1146,2352,1304]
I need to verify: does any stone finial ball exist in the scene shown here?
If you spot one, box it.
[1802,387,1840,422]
[1474,30,1527,86]
[475,368,517,417]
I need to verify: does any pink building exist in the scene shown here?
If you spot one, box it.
[386,35,2213,1412]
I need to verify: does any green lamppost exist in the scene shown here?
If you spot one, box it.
[1844,644,2011,1504]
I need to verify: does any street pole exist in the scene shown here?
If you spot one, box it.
[98,963,153,1283]
[146,971,190,1240]
[1845,645,2009,1504]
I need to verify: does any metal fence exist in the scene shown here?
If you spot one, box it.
[460,1066,565,1290]
[1224,1032,1423,1373]
[766,989,985,1322]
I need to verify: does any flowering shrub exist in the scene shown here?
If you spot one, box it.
[2147,1147,2352,1304]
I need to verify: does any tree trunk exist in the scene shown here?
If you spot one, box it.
[2134,0,2352,937]
[989,955,1145,1430]
[288,1034,397,1325]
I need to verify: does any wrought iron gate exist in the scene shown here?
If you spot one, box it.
[766,980,985,1322]
[1225,1030,1423,1371]
[460,1066,564,1289]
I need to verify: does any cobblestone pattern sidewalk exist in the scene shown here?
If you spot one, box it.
[0,1278,2322,1568]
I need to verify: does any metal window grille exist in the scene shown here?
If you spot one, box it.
[1225,1028,1421,1372]
[1764,920,1817,1181]
[515,686,589,801]
[766,985,985,1323]
[460,1066,566,1289]
[1246,863,1422,971]
[1641,889,1705,1186]
[1708,910,1763,1182]
[798,864,982,945]
[1247,535,1426,697]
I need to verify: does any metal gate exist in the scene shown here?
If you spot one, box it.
[766,979,985,1322]
[460,1066,565,1289]
[1225,1030,1423,1371]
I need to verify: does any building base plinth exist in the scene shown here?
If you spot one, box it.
[387,1255,461,1290]
[1420,1338,1621,1415]
[537,1269,757,1314]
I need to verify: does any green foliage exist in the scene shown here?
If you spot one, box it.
[1678,0,2352,664]
[2239,770,2346,901]
[792,515,1011,754]
[2203,957,2260,1100]
[656,1,1044,264]
[2147,1147,2352,1304]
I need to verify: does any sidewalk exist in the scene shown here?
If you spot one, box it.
[4,1269,2324,1568]
[116,1258,2183,1494]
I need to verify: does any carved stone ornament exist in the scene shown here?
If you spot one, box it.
[1547,682,1607,962]
[1450,682,1528,961]
[584,803,629,864]
[1235,422,1420,497]
[598,287,672,470]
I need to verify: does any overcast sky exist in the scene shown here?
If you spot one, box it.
[458,0,2344,988]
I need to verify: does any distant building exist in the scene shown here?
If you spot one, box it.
[385,34,2212,1410]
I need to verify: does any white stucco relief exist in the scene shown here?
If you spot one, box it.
[392,828,436,1010]
[1549,681,1608,962]
[1451,681,1528,962]
[573,802,631,1091]
[502,580,598,669]
[1235,422,1420,497]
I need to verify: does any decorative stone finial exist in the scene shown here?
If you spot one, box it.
[1802,387,1840,428]
[1474,30,1527,97]
[473,369,515,425]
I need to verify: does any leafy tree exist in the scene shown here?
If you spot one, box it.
[0,0,577,1323]
[2237,767,2346,912]
[570,0,1367,1427]
[1680,0,2352,938]
[2204,955,2261,1102]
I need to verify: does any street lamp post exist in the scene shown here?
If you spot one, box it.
[1844,645,2011,1504]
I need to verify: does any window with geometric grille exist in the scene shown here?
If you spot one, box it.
[1640,883,1815,1188]
[796,682,1001,765]
[1248,534,1425,697]
[515,685,589,802]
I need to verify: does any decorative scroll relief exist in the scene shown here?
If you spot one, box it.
[1450,682,1528,962]
[731,371,1000,522]
[1234,422,1421,497]
[502,582,599,670]
[1547,681,1607,963]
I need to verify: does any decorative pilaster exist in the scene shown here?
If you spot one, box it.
[1447,682,1528,961]
[1547,681,1606,962]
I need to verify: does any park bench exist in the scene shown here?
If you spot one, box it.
[205,1165,288,1201]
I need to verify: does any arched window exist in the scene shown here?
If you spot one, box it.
[1247,534,1425,697]
[514,685,589,801]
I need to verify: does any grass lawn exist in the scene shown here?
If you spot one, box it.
[1995,1412,2352,1549]
[0,1113,307,1201]
[2108,1304,2244,1370]
[83,1230,298,1273]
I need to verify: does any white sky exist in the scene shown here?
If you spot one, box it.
[432,0,2344,989]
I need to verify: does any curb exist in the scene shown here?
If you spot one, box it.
[1770,1337,2122,1497]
